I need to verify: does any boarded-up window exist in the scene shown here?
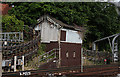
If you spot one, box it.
[66,51,69,58]
[60,30,66,41]
[73,51,76,58]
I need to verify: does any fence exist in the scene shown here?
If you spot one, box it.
[2,32,41,65]
[83,49,112,64]
[0,32,23,42]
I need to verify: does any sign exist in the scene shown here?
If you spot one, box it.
[20,71,31,76]
[18,59,23,65]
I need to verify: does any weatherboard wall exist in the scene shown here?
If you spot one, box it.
[61,29,82,44]
[35,21,59,43]
[34,16,83,44]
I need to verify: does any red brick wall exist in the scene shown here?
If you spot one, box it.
[0,3,12,15]
[42,41,82,68]
[43,41,59,52]
[60,42,81,67]
[39,59,57,69]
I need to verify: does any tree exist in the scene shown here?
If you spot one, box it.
[8,2,120,50]
[2,15,24,32]
[8,2,89,27]
[84,3,120,50]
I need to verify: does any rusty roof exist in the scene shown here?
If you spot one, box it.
[37,15,83,32]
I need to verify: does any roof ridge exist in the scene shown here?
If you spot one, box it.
[37,14,82,31]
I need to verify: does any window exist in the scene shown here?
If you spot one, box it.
[73,51,76,58]
[60,30,66,41]
[66,51,69,58]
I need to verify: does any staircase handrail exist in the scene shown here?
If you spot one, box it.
[38,48,59,62]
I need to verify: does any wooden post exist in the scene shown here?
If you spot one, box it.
[22,56,24,71]
[0,38,2,76]
[81,48,83,72]
[14,56,17,72]
[55,50,56,58]
[21,32,23,42]
[4,34,6,40]
[0,34,1,40]
[0,9,2,76]
[7,34,10,41]
[19,33,20,41]
[58,28,61,68]
[15,33,17,42]
[0,52,2,77]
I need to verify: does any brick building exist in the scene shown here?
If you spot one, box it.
[34,15,84,67]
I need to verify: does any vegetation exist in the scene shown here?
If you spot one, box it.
[2,15,24,32]
[25,44,46,70]
[23,25,34,41]
[38,44,46,55]
[2,2,119,51]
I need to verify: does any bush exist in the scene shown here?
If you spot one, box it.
[2,15,24,32]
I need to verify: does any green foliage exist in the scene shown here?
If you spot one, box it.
[0,15,2,32]
[8,2,120,50]
[8,2,88,27]
[23,25,33,41]
[83,2,120,50]
[2,15,24,32]
[38,44,46,55]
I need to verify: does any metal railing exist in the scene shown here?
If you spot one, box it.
[0,32,23,42]
[38,48,59,62]
[2,32,41,65]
